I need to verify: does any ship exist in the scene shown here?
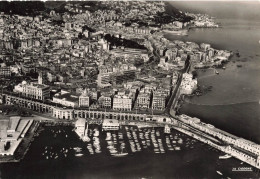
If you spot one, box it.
[219,154,232,159]
[75,153,84,157]
[216,171,223,176]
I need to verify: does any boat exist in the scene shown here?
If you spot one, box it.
[111,152,128,157]
[178,138,183,144]
[175,146,181,150]
[216,171,223,176]
[75,153,84,157]
[110,149,118,154]
[73,147,82,150]
[222,66,226,69]
[219,154,232,159]
[112,144,128,157]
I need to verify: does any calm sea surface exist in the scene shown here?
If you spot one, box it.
[165,2,260,144]
[1,2,260,179]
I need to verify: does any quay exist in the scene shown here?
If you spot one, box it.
[1,91,260,169]
[0,116,40,163]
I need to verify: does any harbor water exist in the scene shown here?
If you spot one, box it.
[0,125,258,179]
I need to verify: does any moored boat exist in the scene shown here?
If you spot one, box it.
[216,171,223,176]
[219,154,232,159]
[75,153,84,157]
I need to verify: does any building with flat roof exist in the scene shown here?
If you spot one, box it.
[136,92,151,109]
[113,92,133,111]
[0,116,33,156]
[98,95,112,109]
[14,81,50,101]
[0,66,11,77]
[152,92,167,111]
[102,119,119,131]
[79,94,90,107]
[180,73,197,95]
[53,92,80,108]
[7,116,21,133]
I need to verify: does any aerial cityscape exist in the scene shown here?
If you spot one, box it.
[0,1,260,178]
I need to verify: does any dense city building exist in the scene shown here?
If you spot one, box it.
[113,91,133,111]
[14,81,50,101]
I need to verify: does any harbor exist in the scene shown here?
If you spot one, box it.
[0,123,258,179]
[74,118,188,157]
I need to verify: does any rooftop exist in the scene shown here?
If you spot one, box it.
[54,92,80,102]
[103,119,119,125]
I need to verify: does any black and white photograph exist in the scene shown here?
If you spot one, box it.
[0,1,259,178]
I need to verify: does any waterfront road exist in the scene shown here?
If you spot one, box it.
[164,60,191,116]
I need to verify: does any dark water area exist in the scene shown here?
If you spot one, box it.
[165,2,260,145]
[0,125,258,179]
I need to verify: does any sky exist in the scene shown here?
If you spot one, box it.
[169,1,260,21]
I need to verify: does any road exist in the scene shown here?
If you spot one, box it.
[164,60,191,116]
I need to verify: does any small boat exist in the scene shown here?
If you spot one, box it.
[75,153,84,157]
[175,146,181,150]
[222,66,226,69]
[110,149,118,154]
[216,171,223,176]
[219,154,232,159]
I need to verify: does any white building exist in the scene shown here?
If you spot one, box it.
[180,73,197,95]
[75,118,86,137]
[113,93,133,111]
[13,81,50,100]
[53,93,79,108]
[79,95,90,107]
[102,119,119,131]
